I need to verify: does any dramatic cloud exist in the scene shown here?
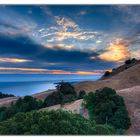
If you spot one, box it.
[0,67,48,72]
[0,7,37,38]
[43,43,74,50]
[55,16,79,32]
[0,5,140,74]
[0,67,105,75]
[97,39,131,62]
[0,58,32,63]
[53,31,98,41]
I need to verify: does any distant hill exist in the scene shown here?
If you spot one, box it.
[101,58,140,80]
[75,59,140,92]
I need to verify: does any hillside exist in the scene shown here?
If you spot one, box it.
[41,86,140,135]
[40,99,88,118]
[117,86,140,135]
[2,60,140,107]
[101,59,140,80]
[1,61,140,134]
[75,63,140,92]
[0,96,19,107]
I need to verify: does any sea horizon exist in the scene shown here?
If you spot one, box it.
[0,74,101,96]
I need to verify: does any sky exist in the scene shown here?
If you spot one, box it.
[0,5,140,75]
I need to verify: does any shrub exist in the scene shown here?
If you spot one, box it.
[43,82,77,107]
[125,59,132,65]
[42,91,63,107]
[0,110,117,135]
[83,87,131,130]
[103,71,111,77]
[0,96,43,122]
[56,81,77,96]
[125,58,137,65]
[78,90,86,99]
[0,92,14,99]
[94,124,116,135]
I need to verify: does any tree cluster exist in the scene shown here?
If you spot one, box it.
[0,96,43,122]
[0,92,14,99]
[83,87,131,130]
[125,58,137,65]
[0,82,86,122]
[0,83,131,135]
[0,110,117,135]
[43,82,86,107]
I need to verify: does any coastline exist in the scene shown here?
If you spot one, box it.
[0,89,56,107]
[0,80,95,107]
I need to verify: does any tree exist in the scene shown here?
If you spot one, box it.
[0,92,14,99]
[83,87,131,130]
[42,91,62,107]
[43,82,78,107]
[0,110,117,135]
[110,107,131,129]
[0,96,43,122]
[125,59,132,65]
[56,81,77,96]
[78,90,86,99]
[125,58,137,65]
[103,71,111,77]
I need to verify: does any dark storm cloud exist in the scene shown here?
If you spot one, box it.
[0,35,41,57]
[0,34,116,71]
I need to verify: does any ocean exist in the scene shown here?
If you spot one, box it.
[0,74,100,96]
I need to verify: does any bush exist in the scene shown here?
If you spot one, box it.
[103,71,111,77]
[0,92,14,99]
[125,58,137,65]
[42,91,63,107]
[56,81,77,96]
[78,90,86,99]
[0,96,43,122]
[83,87,131,130]
[43,82,77,107]
[110,107,131,130]
[125,59,132,65]
[0,110,117,135]
[94,124,116,135]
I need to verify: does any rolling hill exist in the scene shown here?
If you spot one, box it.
[75,62,140,92]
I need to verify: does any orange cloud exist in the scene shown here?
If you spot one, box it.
[75,71,99,75]
[45,43,64,49]
[47,70,72,74]
[54,31,96,41]
[0,58,32,63]
[44,43,74,50]
[97,39,131,62]
[0,67,105,75]
[0,67,47,72]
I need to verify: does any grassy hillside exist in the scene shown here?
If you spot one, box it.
[75,63,140,92]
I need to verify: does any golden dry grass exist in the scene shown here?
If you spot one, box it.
[117,86,140,135]
[75,63,140,93]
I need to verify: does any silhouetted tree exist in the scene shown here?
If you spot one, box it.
[103,71,111,77]
[0,92,14,99]
[78,90,86,99]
